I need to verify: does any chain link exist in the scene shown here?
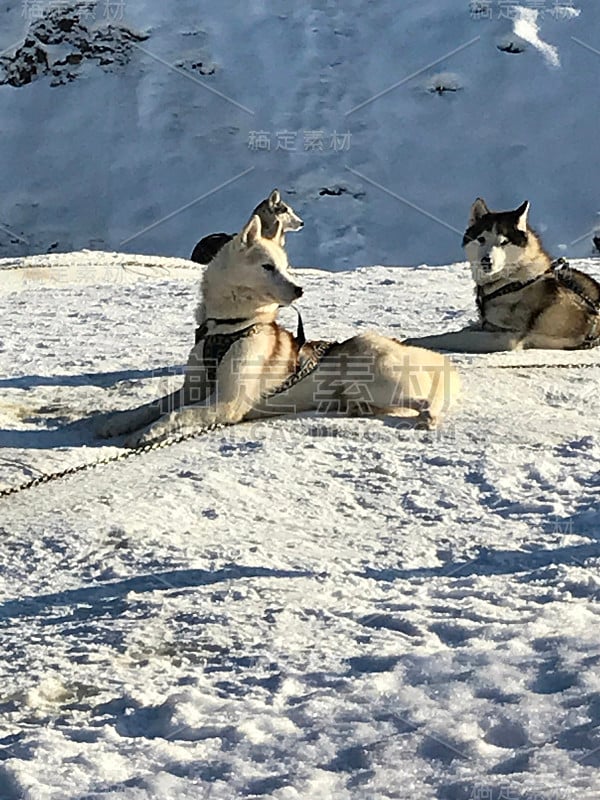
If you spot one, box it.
[1,350,596,499]
[0,422,226,500]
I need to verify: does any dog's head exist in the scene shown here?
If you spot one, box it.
[463,198,530,285]
[254,189,304,234]
[215,215,303,308]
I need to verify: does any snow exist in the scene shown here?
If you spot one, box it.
[511,5,580,68]
[1,252,599,799]
[1,1,600,269]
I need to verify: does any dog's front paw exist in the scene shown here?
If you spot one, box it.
[124,429,154,449]
[124,418,173,449]
[96,414,124,440]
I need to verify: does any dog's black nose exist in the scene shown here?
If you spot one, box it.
[294,286,304,298]
[481,255,491,266]
[299,221,304,227]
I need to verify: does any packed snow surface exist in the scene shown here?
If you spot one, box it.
[0,252,599,799]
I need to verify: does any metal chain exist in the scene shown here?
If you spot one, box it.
[0,422,226,500]
[0,331,332,501]
[1,348,596,499]
[468,361,599,370]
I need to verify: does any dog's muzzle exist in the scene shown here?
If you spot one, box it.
[480,255,492,273]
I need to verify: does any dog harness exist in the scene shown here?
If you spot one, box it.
[195,306,307,348]
[195,320,261,390]
[194,314,337,398]
[476,258,600,348]
[551,258,600,314]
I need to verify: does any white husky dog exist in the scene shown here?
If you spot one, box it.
[98,216,460,447]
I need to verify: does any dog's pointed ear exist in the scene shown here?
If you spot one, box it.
[469,197,490,226]
[240,214,262,247]
[268,189,281,208]
[514,200,530,231]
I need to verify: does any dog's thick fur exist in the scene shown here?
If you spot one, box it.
[190,189,303,264]
[406,198,600,353]
[98,216,459,447]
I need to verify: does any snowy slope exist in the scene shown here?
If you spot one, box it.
[0,1,599,269]
[1,253,599,799]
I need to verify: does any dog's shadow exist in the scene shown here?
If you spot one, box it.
[0,419,107,451]
[0,565,314,622]
[0,365,185,452]
[0,365,184,391]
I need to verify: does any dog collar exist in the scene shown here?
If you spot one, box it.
[196,309,307,348]
[195,317,254,345]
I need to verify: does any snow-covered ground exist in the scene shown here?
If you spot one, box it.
[1,1,600,268]
[1,252,599,799]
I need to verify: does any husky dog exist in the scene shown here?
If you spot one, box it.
[192,189,304,341]
[98,215,459,448]
[405,198,600,352]
[190,189,303,264]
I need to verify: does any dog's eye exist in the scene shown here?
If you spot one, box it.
[499,239,509,247]
[262,263,275,271]
[477,236,486,245]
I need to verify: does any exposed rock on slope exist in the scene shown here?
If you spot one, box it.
[0,3,147,88]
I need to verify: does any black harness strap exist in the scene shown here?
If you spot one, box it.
[551,258,600,315]
[477,259,600,349]
[195,322,261,388]
[196,310,307,348]
[194,312,335,396]
[195,317,253,345]
[264,340,337,398]
[476,274,543,318]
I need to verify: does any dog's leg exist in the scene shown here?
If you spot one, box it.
[519,333,587,350]
[371,355,460,427]
[123,336,273,447]
[96,389,185,439]
[97,341,211,440]
[123,397,245,448]
[306,334,460,427]
[403,329,521,353]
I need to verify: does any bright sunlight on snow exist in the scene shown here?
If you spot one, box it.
[1,1,600,798]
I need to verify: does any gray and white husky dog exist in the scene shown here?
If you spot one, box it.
[98,215,459,448]
[190,189,303,264]
[406,198,600,352]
